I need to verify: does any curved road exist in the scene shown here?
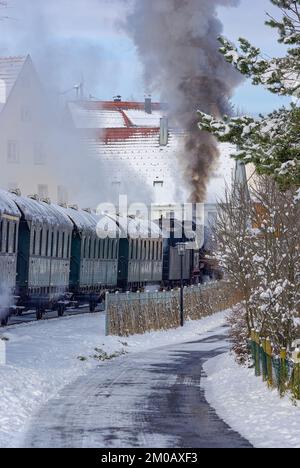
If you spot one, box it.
[24,327,251,448]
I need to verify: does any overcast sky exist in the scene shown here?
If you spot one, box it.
[1,0,290,114]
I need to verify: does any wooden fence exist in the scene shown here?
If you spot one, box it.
[105,281,242,336]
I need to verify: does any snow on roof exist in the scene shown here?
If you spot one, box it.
[55,204,99,233]
[68,100,165,130]
[0,190,21,218]
[8,193,73,228]
[122,109,163,127]
[68,102,127,129]
[0,56,26,104]
[108,214,162,239]
[69,99,235,205]
[83,127,187,204]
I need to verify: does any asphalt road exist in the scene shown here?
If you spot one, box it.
[23,326,252,448]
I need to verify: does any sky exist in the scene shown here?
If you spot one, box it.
[0,0,291,115]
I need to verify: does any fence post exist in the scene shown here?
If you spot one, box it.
[254,330,261,377]
[280,347,287,397]
[292,362,300,400]
[266,338,273,387]
[105,291,110,336]
[261,338,267,382]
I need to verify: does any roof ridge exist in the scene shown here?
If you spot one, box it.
[0,56,27,61]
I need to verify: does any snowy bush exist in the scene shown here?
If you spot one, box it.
[213,177,300,358]
[227,305,250,365]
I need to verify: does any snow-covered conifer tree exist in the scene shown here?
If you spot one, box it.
[198,0,300,188]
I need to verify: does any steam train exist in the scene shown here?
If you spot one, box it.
[0,189,214,326]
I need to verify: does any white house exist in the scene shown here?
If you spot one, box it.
[0,55,69,204]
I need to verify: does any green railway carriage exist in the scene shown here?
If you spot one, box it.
[8,193,73,319]
[115,215,163,291]
[0,190,21,325]
[56,205,119,310]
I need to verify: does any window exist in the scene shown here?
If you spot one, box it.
[46,230,49,257]
[39,229,43,256]
[21,105,32,122]
[57,186,68,205]
[32,230,36,255]
[34,142,46,165]
[13,223,17,253]
[153,180,164,188]
[38,184,48,199]
[6,221,9,253]
[7,140,20,164]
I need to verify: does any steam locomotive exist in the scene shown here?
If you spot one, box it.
[0,189,214,325]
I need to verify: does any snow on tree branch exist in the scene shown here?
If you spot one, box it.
[198,0,300,189]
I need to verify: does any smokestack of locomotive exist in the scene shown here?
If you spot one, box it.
[124,0,242,202]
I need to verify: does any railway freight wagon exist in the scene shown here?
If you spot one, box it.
[115,215,163,291]
[56,205,119,310]
[0,190,21,325]
[8,193,74,320]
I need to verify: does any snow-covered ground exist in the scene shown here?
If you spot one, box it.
[203,353,300,448]
[0,310,227,448]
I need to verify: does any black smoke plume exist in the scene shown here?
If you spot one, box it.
[124,0,243,202]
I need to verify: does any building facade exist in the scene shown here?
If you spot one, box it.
[0,55,68,204]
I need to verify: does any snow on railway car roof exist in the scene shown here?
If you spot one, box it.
[55,205,99,233]
[8,194,72,228]
[0,189,20,217]
[108,214,162,239]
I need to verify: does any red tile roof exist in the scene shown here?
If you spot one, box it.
[79,127,160,142]
[75,100,163,112]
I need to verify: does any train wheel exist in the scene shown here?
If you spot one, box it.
[57,305,65,317]
[89,302,96,313]
[36,308,43,321]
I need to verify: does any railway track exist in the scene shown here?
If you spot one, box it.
[2,304,105,328]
